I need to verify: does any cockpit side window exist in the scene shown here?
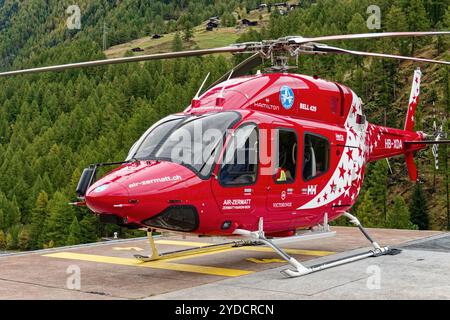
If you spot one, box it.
[274,129,297,183]
[303,133,329,181]
[219,124,258,186]
[153,112,241,177]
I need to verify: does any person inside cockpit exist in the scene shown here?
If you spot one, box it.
[275,130,297,183]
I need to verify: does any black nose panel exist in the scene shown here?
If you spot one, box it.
[142,205,199,232]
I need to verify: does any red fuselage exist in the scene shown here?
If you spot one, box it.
[85,73,425,236]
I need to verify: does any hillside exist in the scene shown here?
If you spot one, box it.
[104,11,272,58]
[0,0,449,251]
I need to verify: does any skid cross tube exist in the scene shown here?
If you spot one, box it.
[234,214,392,278]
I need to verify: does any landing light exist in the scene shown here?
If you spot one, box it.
[94,184,110,193]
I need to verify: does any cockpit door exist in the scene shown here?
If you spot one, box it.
[264,125,304,229]
[211,123,267,227]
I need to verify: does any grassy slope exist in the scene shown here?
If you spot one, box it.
[104,10,271,58]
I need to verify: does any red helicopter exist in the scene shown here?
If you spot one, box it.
[1,31,449,277]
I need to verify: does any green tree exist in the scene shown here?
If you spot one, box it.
[6,233,15,250]
[6,225,20,250]
[366,160,388,225]
[385,5,409,56]
[407,0,431,55]
[410,183,430,230]
[41,192,75,247]
[183,22,193,42]
[346,13,367,52]
[66,217,82,246]
[355,191,379,227]
[18,227,30,250]
[80,214,99,243]
[387,196,418,230]
[172,32,183,52]
[0,193,21,230]
[0,230,6,250]
[29,191,49,249]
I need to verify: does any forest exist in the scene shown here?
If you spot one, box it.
[0,0,448,251]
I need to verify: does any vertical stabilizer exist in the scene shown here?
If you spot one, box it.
[404,68,422,131]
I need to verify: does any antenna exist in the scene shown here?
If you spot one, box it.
[191,72,210,108]
[216,69,234,107]
[219,69,234,98]
[194,72,210,99]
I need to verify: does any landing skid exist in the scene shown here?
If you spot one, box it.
[134,230,255,262]
[233,212,400,278]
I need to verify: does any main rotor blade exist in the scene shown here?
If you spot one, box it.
[290,31,450,44]
[207,53,264,89]
[313,45,450,65]
[0,46,245,78]
[405,140,450,145]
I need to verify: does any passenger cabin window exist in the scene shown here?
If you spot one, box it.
[274,129,297,183]
[220,124,258,186]
[303,134,330,181]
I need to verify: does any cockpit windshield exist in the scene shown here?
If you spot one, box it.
[129,112,241,177]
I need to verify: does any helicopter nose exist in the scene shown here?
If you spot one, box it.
[85,181,130,214]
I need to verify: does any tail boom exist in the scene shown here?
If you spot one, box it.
[367,125,426,162]
[367,124,426,181]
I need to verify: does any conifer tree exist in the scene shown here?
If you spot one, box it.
[356,191,378,227]
[6,233,15,250]
[410,183,430,230]
[66,217,82,246]
[385,5,409,56]
[366,160,388,225]
[172,32,183,52]
[183,22,193,42]
[41,192,75,247]
[6,225,20,250]
[0,230,6,250]
[29,191,49,249]
[407,0,431,55]
[387,196,418,230]
[80,214,99,244]
[18,227,30,250]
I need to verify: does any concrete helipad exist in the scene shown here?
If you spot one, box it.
[0,226,446,300]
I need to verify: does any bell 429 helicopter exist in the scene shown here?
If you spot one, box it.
[1,31,449,277]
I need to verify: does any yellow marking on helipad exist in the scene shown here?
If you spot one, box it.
[152,239,335,257]
[112,247,144,251]
[43,252,252,277]
[156,246,334,263]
